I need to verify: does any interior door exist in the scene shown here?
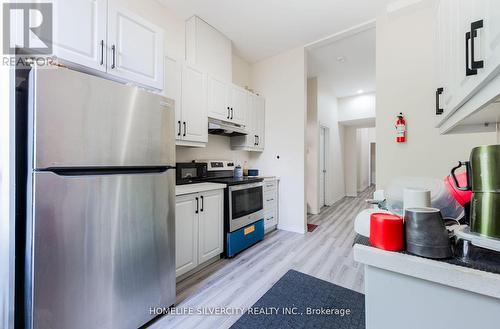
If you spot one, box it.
[107,1,164,89]
[319,128,326,208]
[175,194,199,276]
[52,0,107,71]
[208,75,230,121]
[181,64,208,143]
[30,170,175,329]
[198,190,223,264]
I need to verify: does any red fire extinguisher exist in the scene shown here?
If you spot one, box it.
[395,112,406,143]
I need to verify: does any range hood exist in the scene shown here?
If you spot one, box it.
[208,118,247,137]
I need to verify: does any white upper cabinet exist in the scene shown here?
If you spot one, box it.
[231,94,265,152]
[186,16,232,82]
[229,86,247,126]
[53,0,107,72]
[255,96,266,150]
[180,64,208,144]
[107,1,164,89]
[207,75,230,121]
[436,0,500,133]
[52,0,164,90]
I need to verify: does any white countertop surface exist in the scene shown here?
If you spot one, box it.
[354,244,500,299]
[176,183,226,196]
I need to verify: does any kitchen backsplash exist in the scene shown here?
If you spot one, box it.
[176,135,261,165]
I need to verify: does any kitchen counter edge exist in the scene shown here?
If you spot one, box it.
[353,244,500,299]
[176,183,227,196]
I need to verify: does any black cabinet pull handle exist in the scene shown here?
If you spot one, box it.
[177,121,181,136]
[183,122,186,136]
[195,197,199,214]
[111,45,116,69]
[200,196,204,212]
[436,87,444,115]
[230,108,233,120]
[254,135,257,146]
[100,40,104,65]
[471,20,484,70]
[257,135,260,146]
[465,20,484,76]
[227,107,230,119]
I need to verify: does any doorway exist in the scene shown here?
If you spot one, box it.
[319,126,328,208]
[369,142,376,186]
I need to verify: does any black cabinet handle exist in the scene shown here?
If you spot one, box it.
[200,196,204,212]
[195,197,199,214]
[100,40,104,65]
[183,122,186,136]
[471,20,484,70]
[465,20,484,76]
[257,135,260,146]
[111,45,116,69]
[177,121,181,136]
[227,107,230,119]
[254,135,258,146]
[230,108,234,120]
[436,87,444,115]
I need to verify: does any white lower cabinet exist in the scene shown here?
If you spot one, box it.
[175,189,223,277]
[263,179,279,232]
[198,190,224,264]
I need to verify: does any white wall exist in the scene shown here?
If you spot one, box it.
[232,53,251,88]
[176,135,258,166]
[250,46,307,234]
[338,92,376,123]
[317,77,346,204]
[376,0,498,188]
[306,78,320,214]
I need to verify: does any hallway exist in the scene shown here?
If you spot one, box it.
[152,186,375,329]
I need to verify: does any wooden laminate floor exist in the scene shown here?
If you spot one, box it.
[149,186,374,329]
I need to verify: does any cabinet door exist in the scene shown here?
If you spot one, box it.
[207,76,230,121]
[164,56,183,140]
[483,1,500,79]
[198,190,224,264]
[175,194,199,277]
[246,95,258,148]
[107,1,164,89]
[255,96,266,150]
[52,0,107,72]
[436,0,460,118]
[230,86,247,126]
[181,64,208,143]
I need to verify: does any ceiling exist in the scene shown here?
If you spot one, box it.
[159,0,393,63]
[307,27,376,98]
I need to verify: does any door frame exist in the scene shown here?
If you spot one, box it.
[319,125,330,208]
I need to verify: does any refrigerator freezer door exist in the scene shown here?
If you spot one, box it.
[30,68,175,169]
[28,170,175,329]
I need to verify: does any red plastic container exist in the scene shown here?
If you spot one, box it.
[369,213,404,251]
[444,172,472,206]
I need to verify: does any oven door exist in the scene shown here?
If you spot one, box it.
[228,182,264,232]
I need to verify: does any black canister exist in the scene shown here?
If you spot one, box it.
[404,207,452,259]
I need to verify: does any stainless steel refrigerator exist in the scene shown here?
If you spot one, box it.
[24,67,176,329]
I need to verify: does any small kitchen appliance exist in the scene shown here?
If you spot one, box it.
[176,162,208,184]
[451,144,500,239]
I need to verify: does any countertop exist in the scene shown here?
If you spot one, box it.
[176,183,226,196]
[354,243,500,299]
